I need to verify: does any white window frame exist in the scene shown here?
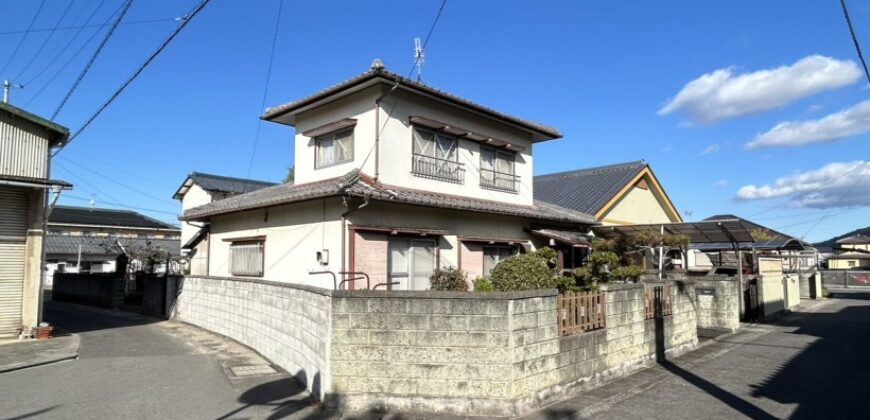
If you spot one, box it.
[315,128,354,168]
[229,240,265,277]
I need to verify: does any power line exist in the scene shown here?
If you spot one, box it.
[52,0,213,156]
[0,17,177,37]
[63,194,179,217]
[56,155,179,206]
[12,0,76,82]
[0,0,47,77]
[66,151,176,190]
[748,161,869,217]
[841,0,870,84]
[244,0,285,179]
[52,0,134,120]
[800,161,869,239]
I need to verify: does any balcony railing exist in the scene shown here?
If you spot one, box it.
[480,169,520,192]
[412,154,465,184]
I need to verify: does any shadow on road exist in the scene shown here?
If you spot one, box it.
[44,300,161,334]
[217,377,315,420]
[6,405,61,419]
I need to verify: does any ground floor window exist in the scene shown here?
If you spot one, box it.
[229,240,264,277]
[388,239,436,290]
[483,246,517,276]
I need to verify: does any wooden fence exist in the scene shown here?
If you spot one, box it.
[557,291,606,336]
[644,285,673,319]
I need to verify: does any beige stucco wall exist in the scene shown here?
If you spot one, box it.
[840,243,870,252]
[829,258,870,269]
[180,183,214,244]
[759,258,786,318]
[22,189,45,328]
[207,197,345,289]
[292,85,536,206]
[601,181,674,225]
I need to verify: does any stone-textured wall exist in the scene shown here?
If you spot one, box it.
[693,276,740,332]
[174,276,332,399]
[330,281,698,417]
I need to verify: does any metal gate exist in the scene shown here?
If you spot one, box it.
[0,188,29,337]
[743,278,760,322]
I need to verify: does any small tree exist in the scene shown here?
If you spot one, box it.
[283,166,295,184]
[489,247,561,291]
[429,267,469,291]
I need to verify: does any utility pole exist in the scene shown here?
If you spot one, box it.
[2,80,23,104]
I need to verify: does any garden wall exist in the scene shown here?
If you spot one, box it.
[174,276,333,399]
[52,272,124,308]
[692,276,740,333]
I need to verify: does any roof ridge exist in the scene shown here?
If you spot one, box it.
[54,205,136,214]
[190,172,277,185]
[535,160,646,179]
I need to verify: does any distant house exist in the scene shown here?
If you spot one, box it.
[172,172,277,274]
[0,101,71,337]
[44,206,181,287]
[826,234,870,269]
[180,61,596,289]
[534,160,682,226]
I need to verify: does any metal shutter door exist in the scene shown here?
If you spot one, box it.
[0,188,29,337]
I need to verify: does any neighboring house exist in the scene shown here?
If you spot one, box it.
[534,160,682,226]
[181,60,597,289]
[0,101,71,337]
[172,172,277,274]
[687,214,815,272]
[43,206,181,287]
[826,234,870,269]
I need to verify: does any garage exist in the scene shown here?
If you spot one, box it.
[0,187,29,337]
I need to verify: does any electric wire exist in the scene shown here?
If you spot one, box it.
[52,0,134,120]
[800,161,869,240]
[12,0,76,82]
[0,17,177,37]
[0,0,47,77]
[841,0,870,84]
[748,161,870,217]
[52,0,213,157]
[56,155,179,206]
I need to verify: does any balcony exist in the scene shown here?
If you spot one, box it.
[412,154,465,184]
[480,169,520,192]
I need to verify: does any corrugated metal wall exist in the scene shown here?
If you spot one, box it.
[0,113,49,179]
[0,188,29,337]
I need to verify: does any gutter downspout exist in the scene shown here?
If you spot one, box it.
[340,193,370,284]
[38,183,63,325]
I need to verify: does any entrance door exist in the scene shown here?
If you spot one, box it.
[0,188,29,337]
[388,239,436,290]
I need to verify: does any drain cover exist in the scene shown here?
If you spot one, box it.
[230,365,277,377]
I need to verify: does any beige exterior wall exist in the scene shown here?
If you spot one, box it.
[840,243,870,252]
[0,112,51,179]
[180,183,214,244]
[22,189,45,328]
[292,86,536,206]
[601,181,674,225]
[206,198,345,289]
[829,258,870,269]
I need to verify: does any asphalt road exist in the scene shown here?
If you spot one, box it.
[575,288,870,420]
[0,301,325,420]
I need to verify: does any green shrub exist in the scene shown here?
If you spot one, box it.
[472,276,495,292]
[610,265,646,281]
[489,248,560,291]
[429,267,468,291]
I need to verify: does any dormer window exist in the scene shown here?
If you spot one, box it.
[411,127,464,183]
[480,147,519,192]
[315,128,354,168]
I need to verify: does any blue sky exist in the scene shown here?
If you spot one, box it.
[2,0,868,242]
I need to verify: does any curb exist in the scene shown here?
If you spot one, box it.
[0,334,80,374]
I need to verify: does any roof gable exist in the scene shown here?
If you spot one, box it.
[0,101,69,146]
[534,161,646,215]
[173,172,278,200]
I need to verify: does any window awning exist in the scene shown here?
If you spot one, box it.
[349,225,448,236]
[458,235,530,245]
[530,229,590,247]
[409,116,526,152]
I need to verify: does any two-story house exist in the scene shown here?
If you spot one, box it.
[173,172,277,275]
[0,101,71,337]
[827,234,870,269]
[181,61,596,289]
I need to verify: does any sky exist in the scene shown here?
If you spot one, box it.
[1,0,868,243]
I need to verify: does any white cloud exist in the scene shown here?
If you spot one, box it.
[662,145,674,152]
[714,179,729,188]
[659,55,861,123]
[736,160,870,208]
[746,100,870,149]
[700,144,721,155]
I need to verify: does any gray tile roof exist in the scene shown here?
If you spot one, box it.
[50,206,179,230]
[45,235,180,258]
[533,160,647,215]
[261,64,562,141]
[182,169,596,225]
[174,172,277,199]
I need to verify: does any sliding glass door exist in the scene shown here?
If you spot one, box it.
[388,239,436,290]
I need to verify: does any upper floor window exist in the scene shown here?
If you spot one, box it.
[315,128,354,168]
[480,147,519,192]
[411,128,464,183]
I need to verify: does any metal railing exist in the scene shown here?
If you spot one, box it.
[411,154,465,183]
[480,169,520,192]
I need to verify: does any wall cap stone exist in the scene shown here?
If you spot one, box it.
[185,275,334,296]
[599,282,644,291]
[332,288,559,300]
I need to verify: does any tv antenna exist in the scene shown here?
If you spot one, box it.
[683,210,694,221]
[413,37,425,81]
[2,80,23,104]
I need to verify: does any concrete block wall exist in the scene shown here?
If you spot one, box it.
[784,274,801,309]
[175,276,332,399]
[693,276,741,332]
